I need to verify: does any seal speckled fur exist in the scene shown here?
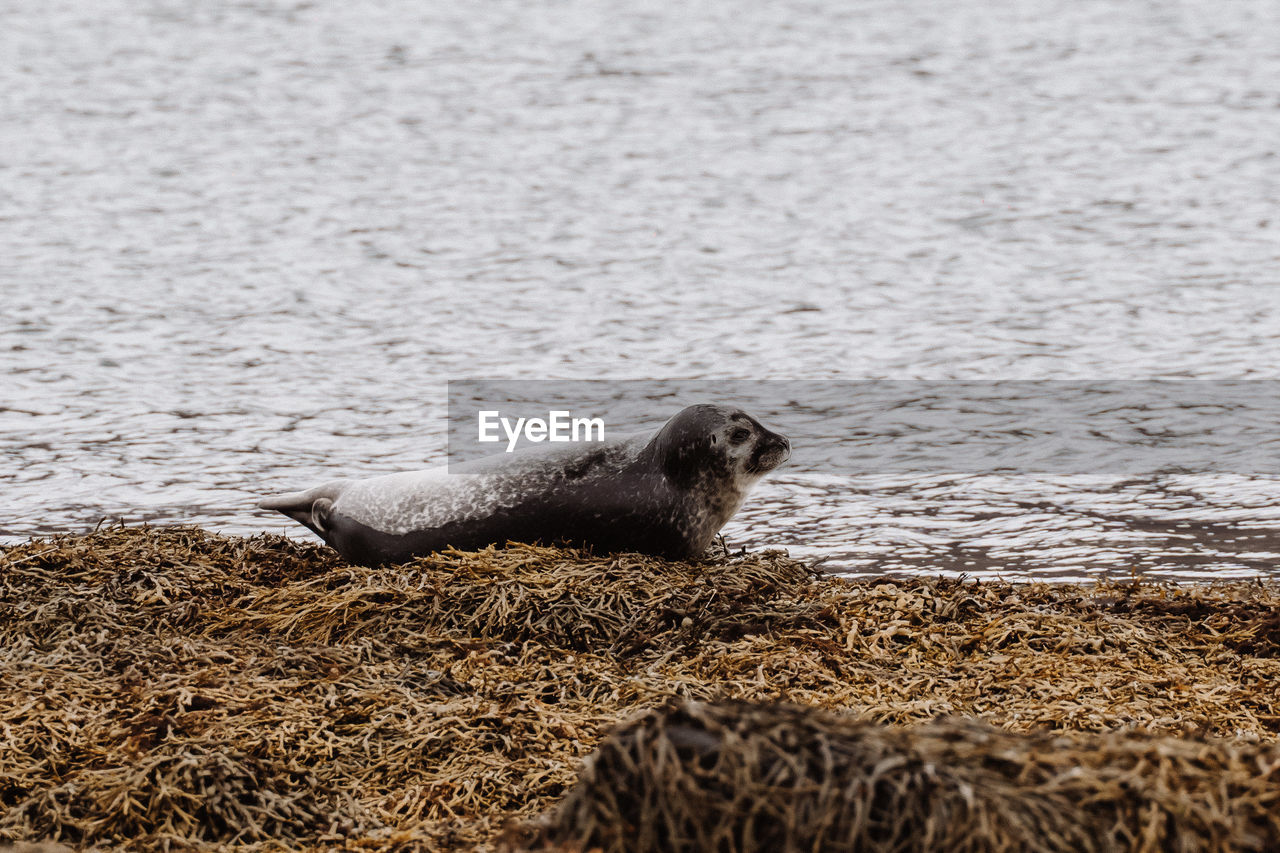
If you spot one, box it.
[259,404,790,565]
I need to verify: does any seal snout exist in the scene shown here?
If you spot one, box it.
[751,430,791,473]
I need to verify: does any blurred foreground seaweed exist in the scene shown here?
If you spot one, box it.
[537,699,1280,853]
[2,526,1279,851]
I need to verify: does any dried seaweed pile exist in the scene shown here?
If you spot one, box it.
[538,699,1280,853]
[2,526,1280,851]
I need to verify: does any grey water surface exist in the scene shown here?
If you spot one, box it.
[4,0,1280,580]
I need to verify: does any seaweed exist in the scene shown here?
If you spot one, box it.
[2,526,1279,850]
[536,699,1280,852]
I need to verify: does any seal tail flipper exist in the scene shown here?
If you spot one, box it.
[258,483,343,539]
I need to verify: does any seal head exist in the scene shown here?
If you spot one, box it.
[653,402,790,494]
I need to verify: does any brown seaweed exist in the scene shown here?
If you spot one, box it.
[535,699,1280,852]
[2,526,1279,850]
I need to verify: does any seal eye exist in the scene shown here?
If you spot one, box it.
[728,427,751,445]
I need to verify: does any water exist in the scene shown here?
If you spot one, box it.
[4,0,1280,580]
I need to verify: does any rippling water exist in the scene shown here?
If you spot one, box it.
[4,0,1280,580]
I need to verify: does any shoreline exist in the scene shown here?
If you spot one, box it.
[2,526,1278,850]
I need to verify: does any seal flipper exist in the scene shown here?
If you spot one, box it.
[258,484,343,540]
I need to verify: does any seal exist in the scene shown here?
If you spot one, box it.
[259,403,790,565]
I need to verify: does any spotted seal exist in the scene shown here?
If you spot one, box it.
[258,403,790,565]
